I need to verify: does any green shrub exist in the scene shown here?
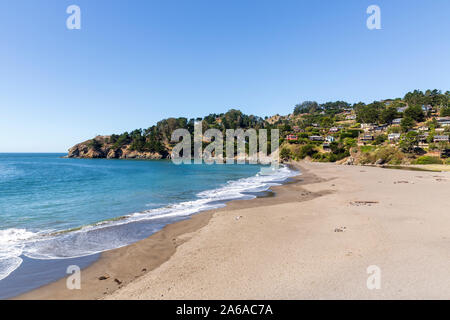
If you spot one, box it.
[280,147,291,160]
[414,156,443,165]
[359,146,405,165]
[373,134,387,145]
[292,144,317,160]
[87,139,103,150]
[360,145,376,153]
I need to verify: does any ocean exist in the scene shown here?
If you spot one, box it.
[0,153,297,298]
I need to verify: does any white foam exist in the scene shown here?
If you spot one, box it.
[0,228,37,280]
[1,165,299,274]
[0,256,23,281]
[0,228,36,245]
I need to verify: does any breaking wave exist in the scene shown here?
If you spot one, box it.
[0,165,298,279]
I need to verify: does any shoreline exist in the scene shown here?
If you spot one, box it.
[106,161,450,299]
[15,163,310,300]
[15,161,450,299]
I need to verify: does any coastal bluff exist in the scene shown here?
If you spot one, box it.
[67,110,266,160]
[67,136,165,159]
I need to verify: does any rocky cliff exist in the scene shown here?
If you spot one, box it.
[67,136,165,159]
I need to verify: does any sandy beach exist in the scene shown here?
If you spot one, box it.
[18,162,450,299]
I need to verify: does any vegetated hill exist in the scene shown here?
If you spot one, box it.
[67,109,267,159]
[68,89,450,163]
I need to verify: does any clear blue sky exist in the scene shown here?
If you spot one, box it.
[1,0,449,152]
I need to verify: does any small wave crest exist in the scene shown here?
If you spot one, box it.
[0,228,37,280]
[0,165,298,278]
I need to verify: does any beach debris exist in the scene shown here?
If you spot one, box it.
[142,268,147,272]
[334,227,346,232]
[114,278,122,285]
[98,274,110,280]
[349,201,379,206]
[394,180,411,184]
[235,216,243,221]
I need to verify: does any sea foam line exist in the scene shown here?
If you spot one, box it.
[0,165,298,278]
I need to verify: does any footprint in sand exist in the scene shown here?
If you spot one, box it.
[349,201,379,206]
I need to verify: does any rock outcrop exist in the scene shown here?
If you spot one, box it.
[67,136,165,160]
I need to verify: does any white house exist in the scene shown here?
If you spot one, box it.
[434,135,449,143]
[388,133,401,141]
[392,118,402,125]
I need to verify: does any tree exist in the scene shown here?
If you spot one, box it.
[400,117,416,133]
[441,107,450,117]
[380,107,399,124]
[355,103,381,124]
[404,105,425,122]
[293,101,319,115]
[374,134,387,145]
[404,90,425,106]
[343,137,357,148]
[320,101,350,116]
[280,147,291,160]
[298,144,317,158]
[399,131,419,153]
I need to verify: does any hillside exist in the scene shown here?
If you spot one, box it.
[68,109,267,159]
[68,89,450,165]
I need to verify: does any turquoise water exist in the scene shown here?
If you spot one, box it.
[0,153,296,281]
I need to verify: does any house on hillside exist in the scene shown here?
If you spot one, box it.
[286,134,298,141]
[325,136,335,143]
[309,135,324,141]
[346,114,356,120]
[359,134,374,143]
[374,124,388,132]
[329,127,340,133]
[388,133,401,141]
[292,126,301,132]
[418,133,429,146]
[437,117,450,127]
[397,107,408,113]
[434,135,449,143]
[361,123,375,132]
[392,118,402,125]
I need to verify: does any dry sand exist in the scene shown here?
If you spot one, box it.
[18,162,450,299]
